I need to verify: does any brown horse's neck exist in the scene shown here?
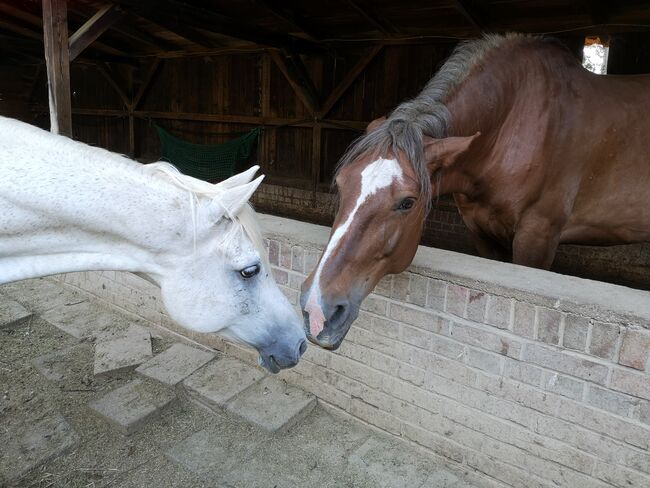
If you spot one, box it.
[432,38,580,199]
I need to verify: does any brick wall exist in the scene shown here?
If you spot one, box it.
[56,214,650,488]
[252,184,650,289]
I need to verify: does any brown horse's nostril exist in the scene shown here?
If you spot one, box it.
[330,304,346,325]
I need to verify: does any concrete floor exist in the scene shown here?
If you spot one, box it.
[0,278,476,488]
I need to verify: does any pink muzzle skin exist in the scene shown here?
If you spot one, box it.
[304,291,325,337]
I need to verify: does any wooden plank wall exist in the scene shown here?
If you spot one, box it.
[23,42,458,187]
[8,35,650,288]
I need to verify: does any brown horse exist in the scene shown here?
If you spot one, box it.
[300,33,650,349]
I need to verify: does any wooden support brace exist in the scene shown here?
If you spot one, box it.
[97,63,130,108]
[270,50,318,114]
[42,0,72,137]
[69,4,123,61]
[320,44,382,119]
[132,58,161,110]
[452,0,485,32]
[345,0,399,36]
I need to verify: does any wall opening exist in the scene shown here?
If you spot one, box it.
[583,36,609,74]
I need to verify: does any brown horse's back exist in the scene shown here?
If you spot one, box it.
[445,38,650,266]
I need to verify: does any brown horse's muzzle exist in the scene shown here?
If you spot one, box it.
[299,288,360,350]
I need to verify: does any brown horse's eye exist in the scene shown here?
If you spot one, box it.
[397,198,415,211]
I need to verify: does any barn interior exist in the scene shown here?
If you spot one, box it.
[2,0,650,288]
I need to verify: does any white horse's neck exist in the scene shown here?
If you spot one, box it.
[0,117,197,284]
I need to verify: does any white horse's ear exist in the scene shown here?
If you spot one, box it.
[217,165,259,190]
[208,175,264,222]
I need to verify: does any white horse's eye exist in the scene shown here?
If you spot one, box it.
[240,264,261,279]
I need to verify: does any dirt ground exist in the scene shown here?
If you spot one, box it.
[0,279,475,488]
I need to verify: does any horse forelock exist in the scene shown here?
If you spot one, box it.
[143,162,268,267]
[335,33,531,211]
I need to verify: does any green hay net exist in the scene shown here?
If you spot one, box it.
[155,124,261,182]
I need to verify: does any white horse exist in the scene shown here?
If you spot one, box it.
[0,116,306,373]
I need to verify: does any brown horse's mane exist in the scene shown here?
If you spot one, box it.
[335,33,558,210]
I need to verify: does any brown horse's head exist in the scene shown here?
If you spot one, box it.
[300,117,480,349]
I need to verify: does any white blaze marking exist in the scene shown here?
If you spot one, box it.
[305,158,403,336]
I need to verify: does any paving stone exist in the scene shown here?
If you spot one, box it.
[0,278,80,313]
[32,345,85,382]
[349,436,449,488]
[225,376,316,432]
[41,299,123,339]
[166,427,264,482]
[89,379,178,435]
[0,294,32,328]
[183,356,265,410]
[420,470,474,488]
[0,414,78,484]
[137,343,215,386]
[94,324,152,376]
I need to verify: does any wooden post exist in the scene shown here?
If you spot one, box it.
[311,122,322,191]
[68,5,122,62]
[42,0,72,136]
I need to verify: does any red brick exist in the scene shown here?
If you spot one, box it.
[619,329,650,371]
[589,322,621,360]
[537,307,562,345]
[485,295,512,330]
[445,284,468,318]
[512,301,535,338]
[268,240,280,265]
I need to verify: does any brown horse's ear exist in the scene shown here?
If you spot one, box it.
[423,131,481,171]
[366,116,387,133]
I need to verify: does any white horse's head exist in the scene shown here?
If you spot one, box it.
[153,166,306,373]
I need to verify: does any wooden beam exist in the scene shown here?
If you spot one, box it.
[452,0,486,32]
[27,63,45,103]
[0,19,43,41]
[124,9,219,50]
[69,5,123,61]
[0,3,128,59]
[311,122,322,189]
[68,6,170,52]
[132,58,161,109]
[319,44,382,118]
[30,106,368,131]
[345,0,399,36]
[120,0,323,54]
[287,50,321,110]
[260,54,273,165]
[589,0,611,25]
[42,0,72,136]
[270,50,318,114]
[96,63,130,108]
[256,1,324,40]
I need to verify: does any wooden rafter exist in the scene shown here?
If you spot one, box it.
[452,0,486,32]
[132,58,161,110]
[589,0,611,24]
[0,3,128,59]
[287,50,321,110]
[68,6,171,52]
[69,4,123,61]
[96,63,130,108]
[270,50,318,114]
[124,9,220,50]
[256,0,324,40]
[319,44,382,118]
[112,12,174,52]
[42,0,72,136]
[345,0,399,37]
[30,106,368,131]
[119,0,322,54]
